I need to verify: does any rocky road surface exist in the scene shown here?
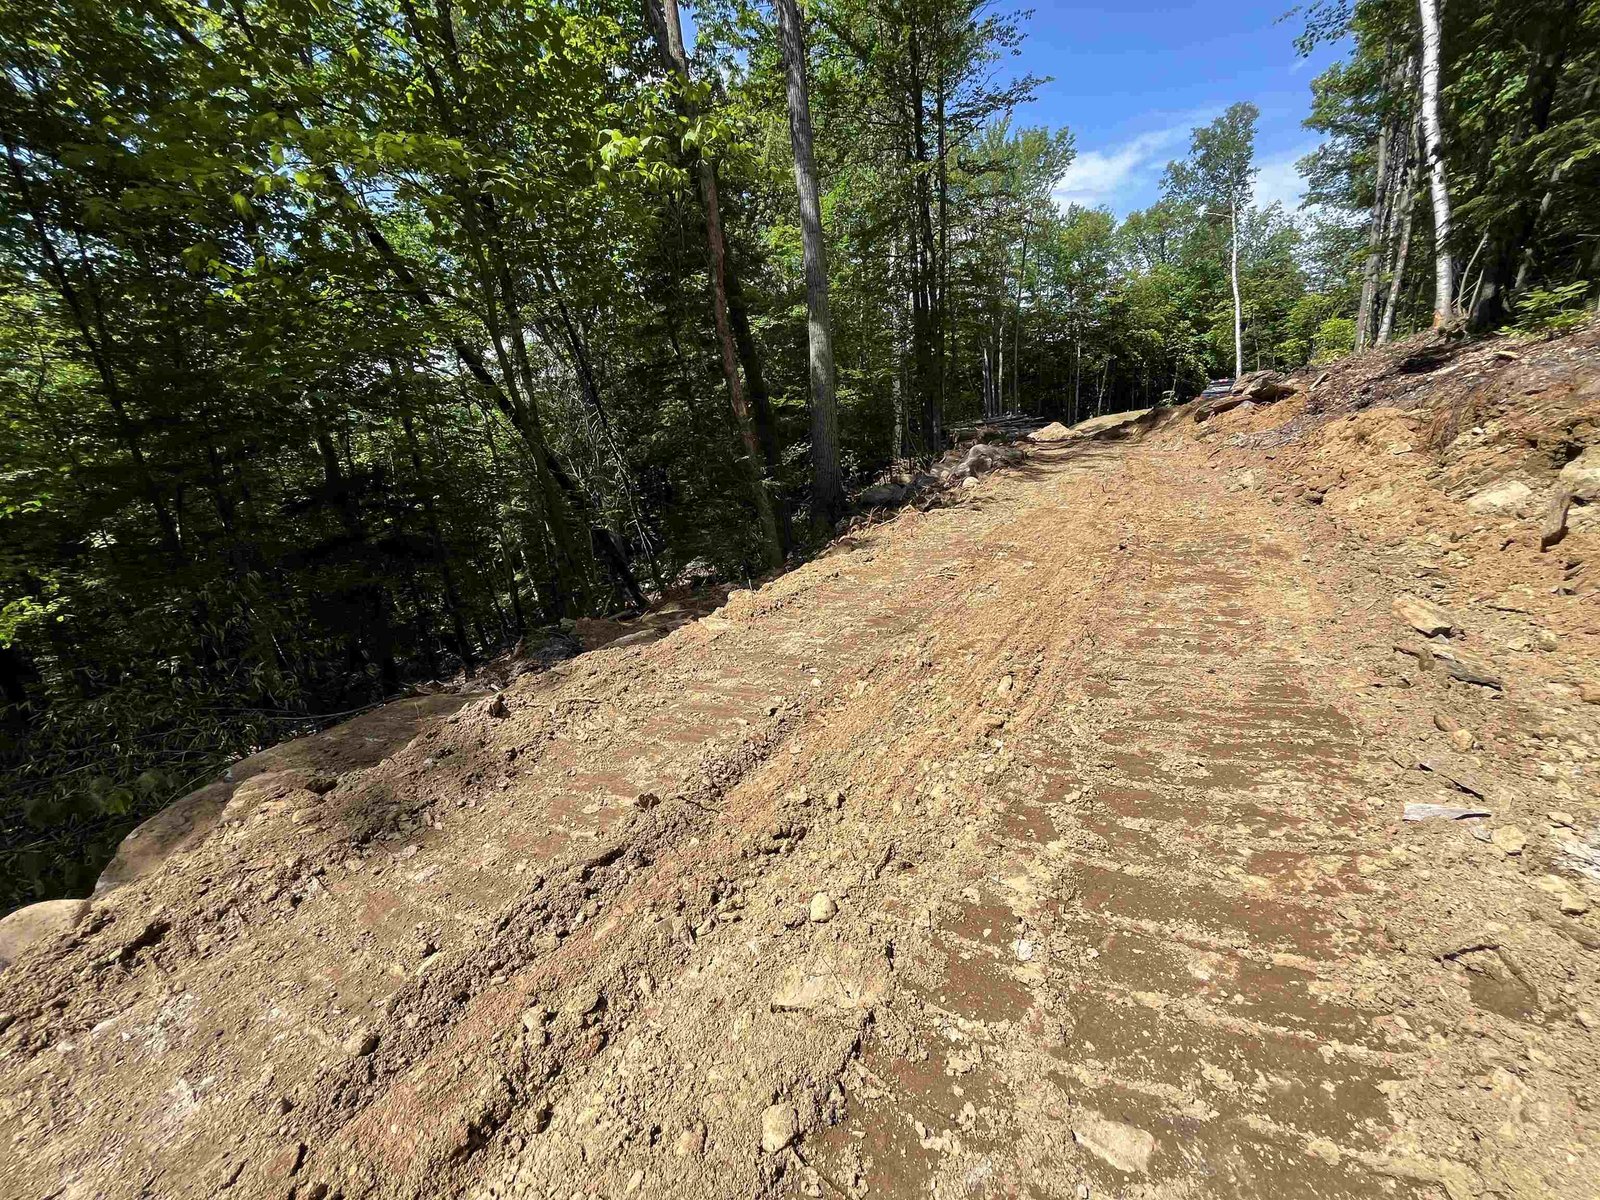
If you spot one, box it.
[2,418,1596,1200]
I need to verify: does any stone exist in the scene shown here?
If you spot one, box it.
[1072,1110,1155,1174]
[1464,480,1534,515]
[1547,812,1574,828]
[1449,729,1475,752]
[0,898,89,971]
[960,477,979,491]
[485,693,510,719]
[1490,826,1526,856]
[1392,595,1456,637]
[1403,803,1490,822]
[1560,891,1590,916]
[267,1142,306,1179]
[997,674,1015,695]
[760,1102,798,1153]
[1580,682,1600,705]
[770,945,889,1012]
[857,482,908,508]
[674,1122,707,1158]
[94,781,234,895]
[809,893,837,923]
[1557,445,1600,499]
[343,1028,379,1058]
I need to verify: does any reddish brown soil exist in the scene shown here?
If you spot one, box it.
[1,330,1596,1200]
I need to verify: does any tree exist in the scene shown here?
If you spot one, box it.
[645,0,785,569]
[1163,103,1260,379]
[774,0,845,528]
[1417,0,1459,326]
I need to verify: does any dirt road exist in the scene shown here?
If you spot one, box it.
[2,420,1596,1200]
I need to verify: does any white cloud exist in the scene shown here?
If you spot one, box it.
[1050,125,1189,212]
[1252,146,1315,212]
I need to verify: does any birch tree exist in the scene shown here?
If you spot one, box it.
[1417,0,1459,327]
[1162,103,1259,380]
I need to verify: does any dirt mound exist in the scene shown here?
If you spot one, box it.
[1,330,1597,1200]
[1028,420,1072,442]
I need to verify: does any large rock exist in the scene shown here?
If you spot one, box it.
[1464,480,1534,515]
[94,780,234,894]
[1072,1110,1156,1174]
[1558,445,1600,498]
[948,442,1023,481]
[856,482,908,508]
[1392,594,1457,637]
[0,898,88,971]
[1196,372,1294,422]
[1230,370,1297,403]
[1542,445,1600,549]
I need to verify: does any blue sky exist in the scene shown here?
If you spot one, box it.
[1002,1,1351,216]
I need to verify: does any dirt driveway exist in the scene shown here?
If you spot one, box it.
[2,428,1594,1200]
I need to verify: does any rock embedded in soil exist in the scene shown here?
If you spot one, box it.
[1071,1110,1155,1174]
[760,1102,798,1154]
[809,892,837,923]
[0,898,89,971]
[1490,825,1527,856]
[675,1122,707,1158]
[1393,594,1457,637]
[343,1028,379,1058]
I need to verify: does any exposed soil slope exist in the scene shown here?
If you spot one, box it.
[1,331,1596,1200]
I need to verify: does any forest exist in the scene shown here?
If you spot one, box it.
[2,0,1597,910]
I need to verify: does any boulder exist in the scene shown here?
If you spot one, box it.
[94,780,234,894]
[0,898,89,971]
[1558,445,1600,499]
[1464,480,1534,516]
[856,482,908,508]
[1230,370,1296,403]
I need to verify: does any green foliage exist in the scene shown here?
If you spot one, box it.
[1296,0,1600,340]
[1506,282,1595,336]
[1313,317,1358,361]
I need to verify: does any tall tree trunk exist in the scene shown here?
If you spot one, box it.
[647,0,783,569]
[722,258,782,475]
[1012,222,1030,412]
[775,0,845,530]
[906,15,941,457]
[1379,116,1422,344]
[935,67,950,429]
[1229,197,1243,378]
[1417,0,1459,328]
[1354,66,1396,350]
